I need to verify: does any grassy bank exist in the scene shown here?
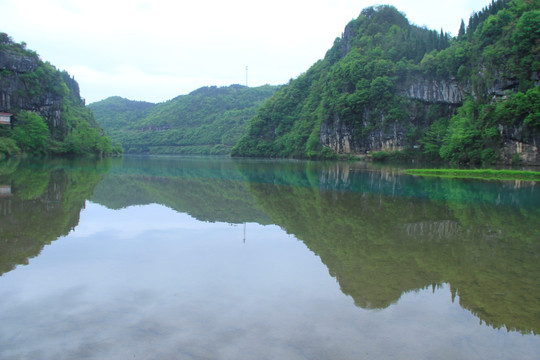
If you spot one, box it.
[402,169,540,181]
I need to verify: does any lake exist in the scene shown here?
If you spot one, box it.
[0,156,539,360]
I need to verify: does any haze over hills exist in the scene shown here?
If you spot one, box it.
[90,84,277,155]
[232,0,539,165]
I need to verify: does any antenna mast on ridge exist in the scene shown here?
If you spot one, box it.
[246,66,248,87]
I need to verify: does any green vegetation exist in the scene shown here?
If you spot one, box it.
[92,157,271,224]
[420,0,540,164]
[233,0,539,164]
[235,160,540,333]
[90,85,276,155]
[0,158,111,276]
[2,155,539,334]
[0,33,118,157]
[87,96,155,132]
[0,137,21,157]
[403,168,540,181]
[10,111,50,154]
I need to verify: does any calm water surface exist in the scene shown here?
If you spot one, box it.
[0,156,539,359]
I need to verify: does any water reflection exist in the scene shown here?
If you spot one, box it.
[236,161,540,334]
[0,158,110,276]
[92,156,271,224]
[1,156,539,338]
[93,157,540,334]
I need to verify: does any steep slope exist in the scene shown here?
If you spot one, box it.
[232,1,539,165]
[0,33,116,156]
[91,84,277,155]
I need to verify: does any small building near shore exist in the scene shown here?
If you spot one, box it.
[0,185,12,197]
[0,113,12,125]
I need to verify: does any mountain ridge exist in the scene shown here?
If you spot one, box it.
[232,0,539,165]
[90,84,277,155]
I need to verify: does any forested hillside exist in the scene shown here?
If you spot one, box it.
[90,85,276,155]
[89,96,156,133]
[0,33,117,157]
[232,0,539,165]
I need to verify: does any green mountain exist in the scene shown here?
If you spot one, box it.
[90,84,277,155]
[0,33,118,157]
[88,96,156,132]
[232,0,539,165]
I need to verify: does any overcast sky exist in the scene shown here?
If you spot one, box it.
[2,0,491,104]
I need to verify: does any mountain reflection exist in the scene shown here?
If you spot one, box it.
[91,156,271,224]
[0,158,111,276]
[235,160,540,335]
[2,156,539,335]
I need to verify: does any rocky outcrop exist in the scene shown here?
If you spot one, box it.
[403,77,465,104]
[321,114,408,154]
[320,116,357,153]
[320,86,459,155]
[320,71,466,155]
[486,70,519,97]
[0,51,37,73]
[321,72,539,164]
[499,123,540,165]
[0,50,65,137]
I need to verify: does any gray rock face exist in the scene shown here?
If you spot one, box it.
[0,51,37,73]
[499,123,540,165]
[319,69,466,155]
[320,112,410,154]
[319,70,539,164]
[320,116,357,154]
[403,78,464,104]
[0,50,64,136]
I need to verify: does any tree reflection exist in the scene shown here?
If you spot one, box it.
[14,156,537,336]
[0,158,111,276]
[236,161,540,335]
[92,156,271,225]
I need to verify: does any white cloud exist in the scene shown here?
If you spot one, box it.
[2,0,491,103]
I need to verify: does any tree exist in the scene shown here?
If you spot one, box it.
[512,10,540,56]
[11,111,50,154]
[458,19,466,38]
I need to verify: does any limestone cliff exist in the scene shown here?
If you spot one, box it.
[233,2,539,165]
[320,71,539,164]
[0,34,90,140]
[316,2,539,165]
[402,77,465,104]
[0,51,63,134]
[320,77,462,155]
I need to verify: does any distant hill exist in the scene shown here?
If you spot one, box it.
[90,84,277,155]
[88,96,156,132]
[232,0,539,165]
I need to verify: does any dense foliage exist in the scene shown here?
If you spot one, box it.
[420,0,540,164]
[90,85,276,155]
[0,33,118,157]
[89,96,155,131]
[10,111,50,154]
[232,0,539,164]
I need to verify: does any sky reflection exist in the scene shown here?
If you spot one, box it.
[0,202,538,359]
